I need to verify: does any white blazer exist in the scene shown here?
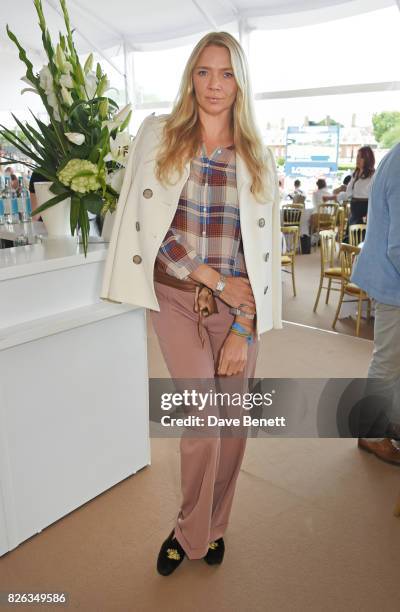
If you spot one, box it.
[100,114,282,339]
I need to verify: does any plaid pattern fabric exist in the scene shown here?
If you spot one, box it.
[156,144,248,281]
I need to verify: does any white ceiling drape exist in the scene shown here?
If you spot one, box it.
[0,0,396,112]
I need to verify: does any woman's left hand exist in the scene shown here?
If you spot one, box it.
[217,333,249,376]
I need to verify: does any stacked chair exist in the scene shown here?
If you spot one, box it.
[332,243,371,337]
[313,230,343,312]
[348,223,367,247]
[311,202,338,250]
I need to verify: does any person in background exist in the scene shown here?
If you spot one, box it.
[289,179,305,204]
[278,177,287,200]
[10,173,20,193]
[345,146,375,225]
[312,178,330,210]
[351,142,400,463]
[290,179,304,197]
[4,167,20,192]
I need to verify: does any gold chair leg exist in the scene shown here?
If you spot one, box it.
[313,278,324,312]
[332,287,344,329]
[325,278,332,304]
[356,298,362,337]
[292,261,296,297]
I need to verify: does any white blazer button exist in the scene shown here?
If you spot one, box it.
[264,252,269,262]
[264,285,269,294]
[132,255,142,264]
[143,188,153,199]
[258,218,265,227]
[136,222,140,231]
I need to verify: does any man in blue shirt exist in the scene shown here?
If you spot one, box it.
[351,143,400,464]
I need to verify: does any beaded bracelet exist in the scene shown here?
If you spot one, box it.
[230,322,254,345]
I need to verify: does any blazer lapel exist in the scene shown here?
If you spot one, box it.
[159,162,191,207]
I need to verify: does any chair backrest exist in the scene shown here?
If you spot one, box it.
[319,230,336,272]
[318,202,338,216]
[348,224,367,247]
[282,205,302,226]
[339,243,360,282]
[281,225,299,256]
[317,202,339,232]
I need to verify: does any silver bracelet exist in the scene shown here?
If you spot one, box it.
[230,307,255,320]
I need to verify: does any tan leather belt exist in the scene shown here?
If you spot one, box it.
[153,262,219,347]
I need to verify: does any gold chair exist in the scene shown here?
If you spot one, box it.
[348,224,367,247]
[332,243,371,337]
[311,202,339,250]
[281,205,302,228]
[313,230,343,312]
[281,226,299,297]
[317,202,339,234]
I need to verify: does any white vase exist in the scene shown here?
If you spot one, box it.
[34,181,72,238]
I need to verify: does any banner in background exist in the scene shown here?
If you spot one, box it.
[284,125,340,177]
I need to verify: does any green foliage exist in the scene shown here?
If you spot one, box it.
[380,124,400,149]
[276,156,285,166]
[0,129,29,146]
[0,0,132,255]
[309,117,343,127]
[372,111,400,144]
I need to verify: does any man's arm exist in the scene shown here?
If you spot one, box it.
[386,169,400,274]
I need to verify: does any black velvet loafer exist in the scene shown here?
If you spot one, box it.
[157,529,186,576]
[203,537,225,565]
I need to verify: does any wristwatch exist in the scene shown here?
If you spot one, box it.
[214,274,227,297]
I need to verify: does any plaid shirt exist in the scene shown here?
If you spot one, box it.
[156,144,248,282]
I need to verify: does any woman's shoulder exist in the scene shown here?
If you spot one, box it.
[131,113,169,156]
[138,112,169,133]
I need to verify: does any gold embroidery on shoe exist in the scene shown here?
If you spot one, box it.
[209,541,218,550]
[167,548,181,560]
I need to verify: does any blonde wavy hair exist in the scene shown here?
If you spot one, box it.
[155,31,273,201]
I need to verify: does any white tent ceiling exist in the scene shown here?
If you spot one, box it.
[0,0,396,114]
[0,0,393,54]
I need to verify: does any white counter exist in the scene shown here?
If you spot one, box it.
[0,221,45,242]
[0,240,150,556]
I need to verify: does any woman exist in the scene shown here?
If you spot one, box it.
[101,32,282,576]
[346,146,375,225]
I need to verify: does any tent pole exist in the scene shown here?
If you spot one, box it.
[238,18,250,56]
[123,40,129,105]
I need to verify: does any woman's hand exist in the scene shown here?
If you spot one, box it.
[219,277,256,311]
[189,265,255,313]
[217,332,249,376]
